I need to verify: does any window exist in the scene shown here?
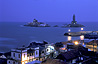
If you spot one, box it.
[13,62,15,64]
[47,49,49,51]
[13,53,15,57]
[18,54,20,58]
[30,53,33,56]
[31,53,32,56]
[42,51,44,53]
[18,62,21,64]
[36,51,37,55]
[9,61,10,63]
[27,54,29,57]
[24,54,25,58]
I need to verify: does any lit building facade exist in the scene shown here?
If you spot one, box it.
[7,47,39,64]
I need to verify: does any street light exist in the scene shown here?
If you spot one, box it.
[68,29,71,32]
[81,28,83,31]
[68,36,71,41]
[74,41,79,45]
[80,35,84,45]
[80,35,84,40]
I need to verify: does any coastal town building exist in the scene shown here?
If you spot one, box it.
[0,40,98,64]
[6,41,56,64]
[41,58,67,64]
[86,40,98,52]
[7,46,39,64]
[56,46,98,64]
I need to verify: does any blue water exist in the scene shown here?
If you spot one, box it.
[0,22,98,52]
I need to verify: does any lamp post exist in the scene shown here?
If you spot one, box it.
[80,35,84,45]
[21,48,22,64]
[68,36,71,41]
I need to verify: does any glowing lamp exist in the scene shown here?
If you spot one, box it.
[81,28,83,30]
[74,41,78,45]
[68,36,71,41]
[61,48,65,50]
[68,29,71,32]
[80,35,84,40]
[83,43,84,45]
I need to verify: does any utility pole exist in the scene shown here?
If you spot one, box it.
[21,48,22,64]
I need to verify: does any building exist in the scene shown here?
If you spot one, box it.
[86,40,98,52]
[38,44,55,61]
[7,46,39,64]
[71,14,77,24]
[0,58,7,64]
[41,58,67,64]
[7,41,56,64]
[0,52,11,64]
[56,50,81,64]
[55,45,98,64]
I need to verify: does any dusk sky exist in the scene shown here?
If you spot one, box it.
[0,0,98,22]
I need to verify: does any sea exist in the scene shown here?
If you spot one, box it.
[0,22,98,52]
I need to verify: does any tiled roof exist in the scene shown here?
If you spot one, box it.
[56,50,80,61]
[27,48,35,53]
[28,42,46,48]
[81,58,98,64]
[86,40,98,45]
[41,58,67,64]
[4,52,11,57]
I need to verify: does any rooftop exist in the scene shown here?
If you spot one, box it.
[41,58,67,64]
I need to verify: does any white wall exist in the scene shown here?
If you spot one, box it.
[35,50,39,58]
[22,52,28,63]
[34,47,39,58]
[11,52,21,60]
[7,60,19,64]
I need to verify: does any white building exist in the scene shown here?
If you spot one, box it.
[7,47,39,64]
[39,44,55,61]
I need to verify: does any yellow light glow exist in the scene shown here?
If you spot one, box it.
[74,41,78,45]
[83,43,84,45]
[80,35,84,40]
[81,28,83,30]
[68,36,71,41]
[61,48,66,50]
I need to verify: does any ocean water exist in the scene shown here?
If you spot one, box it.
[0,22,98,52]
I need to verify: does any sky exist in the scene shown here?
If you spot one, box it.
[0,0,98,22]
